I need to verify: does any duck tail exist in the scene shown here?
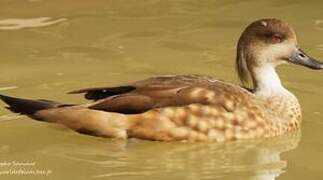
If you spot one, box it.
[0,94,130,139]
[0,94,59,115]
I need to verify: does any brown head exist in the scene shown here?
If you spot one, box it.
[236,18,323,89]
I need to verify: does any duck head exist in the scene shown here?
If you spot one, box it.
[236,18,323,94]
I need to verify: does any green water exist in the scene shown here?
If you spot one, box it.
[0,0,323,179]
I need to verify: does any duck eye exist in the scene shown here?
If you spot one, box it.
[272,34,282,43]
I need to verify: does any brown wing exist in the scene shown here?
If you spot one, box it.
[69,75,253,114]
[68,75,212,101]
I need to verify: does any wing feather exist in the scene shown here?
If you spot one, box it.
[69,75,252,114]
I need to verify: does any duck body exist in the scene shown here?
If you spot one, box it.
[112,74,301,141]
[0,74,301,142]
[0,18,322,142]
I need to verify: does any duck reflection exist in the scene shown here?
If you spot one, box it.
[42,133,300,180]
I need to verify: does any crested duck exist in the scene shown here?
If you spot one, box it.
[1,18,323,142]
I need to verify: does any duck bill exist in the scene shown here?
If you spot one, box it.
[289,48,323,70]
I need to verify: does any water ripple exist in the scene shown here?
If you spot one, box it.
[314,19,323,30]
[0,86,18,91]
[0,17,66,30]
[0,114,22,122]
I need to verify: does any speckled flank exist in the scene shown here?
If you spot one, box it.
[129,104,258,141]
[127,86,301,142]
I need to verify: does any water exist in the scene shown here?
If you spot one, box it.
[0,0,323,179]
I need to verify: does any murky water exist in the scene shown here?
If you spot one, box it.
[0,0,323,179]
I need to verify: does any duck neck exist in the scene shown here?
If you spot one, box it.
[251,64,287,97]
[250,64,302,127]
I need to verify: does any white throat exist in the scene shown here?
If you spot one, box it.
[252,64,288,97]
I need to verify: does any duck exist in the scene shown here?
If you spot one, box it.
[1,18,323,142]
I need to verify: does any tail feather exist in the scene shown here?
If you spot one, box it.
[0,94,59,115]
[0,94,129,139]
